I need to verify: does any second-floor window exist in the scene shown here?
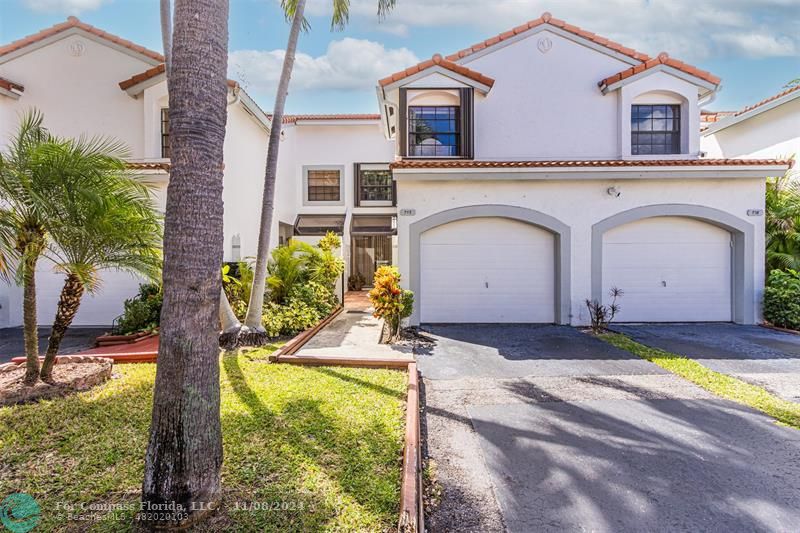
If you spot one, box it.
[357,164,393,204]
[408,106,460,157]
[161,108,170,158]
[307,169,341,202]
[631,104,681,155]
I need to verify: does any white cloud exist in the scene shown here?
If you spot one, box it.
[23,0,109,13]
[229,38,419,94]
[309,0,799,60]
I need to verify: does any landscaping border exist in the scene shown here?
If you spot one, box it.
[272,305,344,357]
[760,323,800,336]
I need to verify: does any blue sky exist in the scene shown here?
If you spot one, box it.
[1,0,798,114]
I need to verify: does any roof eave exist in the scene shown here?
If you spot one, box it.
[599,64,719,97]
[703,88,800,136]
[0,87,22,99]
[381,65,493,94]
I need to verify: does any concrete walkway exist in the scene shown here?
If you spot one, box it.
[293,291,413,358]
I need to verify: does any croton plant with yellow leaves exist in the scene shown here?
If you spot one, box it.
[368,265,414,343]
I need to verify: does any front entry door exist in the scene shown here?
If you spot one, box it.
[353,235,392,286]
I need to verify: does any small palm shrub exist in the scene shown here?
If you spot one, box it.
[368,266,414,343]
[763,269,800,330]
[766,172,800,272]
[223,261,254,319]
[585,287,623,333]
[116,283,162,334]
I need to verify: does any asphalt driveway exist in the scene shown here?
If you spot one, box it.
[614,324,800,401]
[0,327,102,363]
[417,324,800,533]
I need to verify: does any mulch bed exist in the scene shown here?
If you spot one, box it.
[0,358,113,406]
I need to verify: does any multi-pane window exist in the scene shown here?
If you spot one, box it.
[359,167,393,202]
[307,169,341,201]
[160,108,170,158]
[408,106,460,157]
[631,104,681,155]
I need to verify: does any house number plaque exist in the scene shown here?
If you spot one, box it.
[399,208,416,216]
[746,209,764,216]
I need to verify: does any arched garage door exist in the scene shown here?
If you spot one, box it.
[420,217,555,323]
[602,216,732,322]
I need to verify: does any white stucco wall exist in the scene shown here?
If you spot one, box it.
[462,30,631,159]
[702,97,800,169]
[395,177,766,326]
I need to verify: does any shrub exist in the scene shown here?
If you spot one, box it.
[585,287,623,334]
[368,266,414,343]
[288,280,337,316]
[764,269,800,330]
[116,283,162,334]
[223,261,253,319]
[266,240,316,304]
[261,301,321,337]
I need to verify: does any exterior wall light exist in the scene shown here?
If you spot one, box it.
[607,186,621,198]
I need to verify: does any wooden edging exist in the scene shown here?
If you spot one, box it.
[272,306,344,358]
[760,323,800,336]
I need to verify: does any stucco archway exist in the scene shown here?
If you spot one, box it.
[408,205,571,325]
[591,204,755,324]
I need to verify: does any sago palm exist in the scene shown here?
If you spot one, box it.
[39,141,162,382]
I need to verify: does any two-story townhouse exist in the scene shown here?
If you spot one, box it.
[377,12,789,326]
[701,85,800,168]
[0,17,271,328]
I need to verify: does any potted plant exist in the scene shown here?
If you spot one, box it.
[348,273,366,291]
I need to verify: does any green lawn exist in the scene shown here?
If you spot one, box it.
[0,349,407,531]
[600,332,800,430]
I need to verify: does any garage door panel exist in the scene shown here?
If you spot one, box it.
[421,217,555,323]
[603,216,732,323]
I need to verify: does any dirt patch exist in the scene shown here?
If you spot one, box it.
[0,358,113,406]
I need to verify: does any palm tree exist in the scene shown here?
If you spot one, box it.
[242,0,396,336]
[0,111,57,384]
[39,153,162,382]
[766,171,800,272]
[141,0,229,526]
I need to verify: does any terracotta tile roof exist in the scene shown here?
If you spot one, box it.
[0,16,164,63]
[733,83,800,118]
[0,76,24,93]
[378,54,496,88]
[119,63,239,91]
[281,113,382,124]
[126,162,170,171]
[390,158,791,170]
[446,12,651,63]
[599,52,721,90]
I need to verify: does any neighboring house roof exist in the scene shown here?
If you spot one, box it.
[119,63,238,92]
[390,158,791,170]
[0,16,164,64]
[703,84,800,135]
[282,114,381,124]
[378,54,495,90]
[445,12,651,63]
[598,52,720,93]
[701,110,735,124]
[127,162,170,171]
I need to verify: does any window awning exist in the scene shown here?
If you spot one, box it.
[294,214,345,236]
[351,215,397,235]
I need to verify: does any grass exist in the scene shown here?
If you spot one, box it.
[0,348,407,532]
[600,332,800,430]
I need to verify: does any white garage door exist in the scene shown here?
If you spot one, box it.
[420,217,555,323]
[602,216,732,322]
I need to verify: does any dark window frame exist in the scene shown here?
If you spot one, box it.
[354,163,394,206]
[160,107,170,158]
[305,168,342,203]
[631,104,682,155]
[407,105,461,157]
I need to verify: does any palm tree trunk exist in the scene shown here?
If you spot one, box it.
[40,273,84,383]
[160,0,172,74]
[141,0,228,527]
[243,0,307,332]
[218,286,242,348]
[21,254,40,385]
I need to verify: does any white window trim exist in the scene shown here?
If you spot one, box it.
[303,165,345,206]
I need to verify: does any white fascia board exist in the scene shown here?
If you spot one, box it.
[703,89,800,136]
[0,27,162,66]
[294,119,381,126]
[392,165,788,181]
[237,89,271,132]
[123,73,166,97]
[381,66,492,94]
[455,24,642,68]
[600,64,718,95]
[0,87,21,99]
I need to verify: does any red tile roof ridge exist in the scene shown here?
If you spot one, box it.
[0,16,164,63]
[599,51,721,89]
[378,53,495,88]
